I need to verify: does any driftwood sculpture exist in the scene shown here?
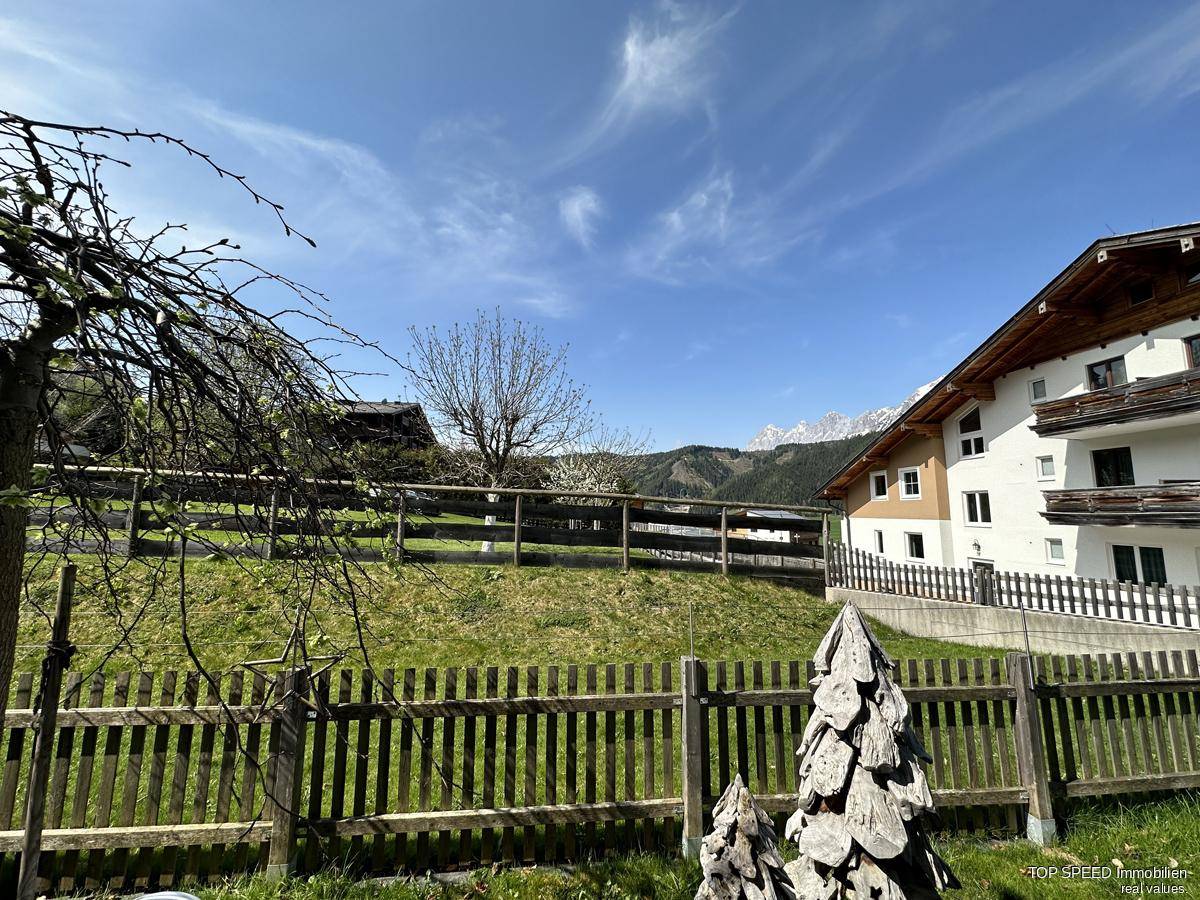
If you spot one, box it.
[695,774,797,900]
[784,603,959,899]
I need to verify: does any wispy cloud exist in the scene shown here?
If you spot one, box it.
[628,168,817,282]
[559,186,604,249]
[518,292,575,319]
[556,3,734,167]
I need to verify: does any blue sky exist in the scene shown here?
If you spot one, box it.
[5,2,1200,450]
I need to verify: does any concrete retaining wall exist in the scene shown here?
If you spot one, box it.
[827,586,1200,656]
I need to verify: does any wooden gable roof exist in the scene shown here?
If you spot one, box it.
[819,223,1200,499]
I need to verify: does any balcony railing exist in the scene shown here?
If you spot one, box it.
[1042,482,1200,527]
[1030,368,1200,437]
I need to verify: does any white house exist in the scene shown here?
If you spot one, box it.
[819,224,1200,587]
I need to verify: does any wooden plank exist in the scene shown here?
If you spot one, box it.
[232,672,266,879]
[734,661,749,787]
[989,657,1018,833]
[305,799,687,836]
[974,658,1000,830]
[86,670,131,887]
[111,671,153,887]
[1163,652,1189,773]
[641,662,656,853]
[415,668,437,869]
[351,669,374,865]
[60,672,104,889]
[206,671,243,881]
[622,663,636,851]
[305,670,331,872]
[1063,771,1200,797]
[564,664,579,860]
[660,661,676,852]
[0,672,34,829]
[544,666,559,861]
[501,667,518,863]
[522,666,538,863]
[457,667,478,865]
[183,676,220,882]
[750,662,769,800]
[478,667,497,866]
[438,667,458,869]
[715,661,730,796]
[1111,655,1144,776]
[603,663,617,855]
[1139,652,1171,775]
[770,661,788,801]
[0,821,274,853]
[372,668,395,871]
[43,672,83,891]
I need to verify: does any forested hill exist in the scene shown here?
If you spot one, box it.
[630,433,878,506]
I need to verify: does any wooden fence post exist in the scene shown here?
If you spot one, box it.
[396,492,407,563]
[680,656,704,858]
[719,506,729,576]
[265,486,280,561]
[621,500,630,573]
[125,475,143,558]
[1006,652,1056,845]
[17,564,76,900]
[266,669,309,880]
[513,494,523,567]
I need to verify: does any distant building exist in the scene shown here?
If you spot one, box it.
[336,401,436,449]
[819,223,1200,586]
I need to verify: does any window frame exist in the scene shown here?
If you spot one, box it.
[1186,334,1200,369]
[1180,260,1200,291]
[869,469,888,501]
[1045,538,1065,565]
[957,406,986,460]
[1086,355,1128,392]
[1035,455,1056,482]
[904,531,926,562]
[1128,279,1155,307]
[1110,543,1168,585]
[963,490,992,527]
[897,466,922,501]
[1092,446,1136,488]
[873,529,884,554]
[1028,377,1047,403]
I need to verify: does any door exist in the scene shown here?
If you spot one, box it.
[970,559,995,605]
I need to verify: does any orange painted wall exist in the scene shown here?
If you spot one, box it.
[846,434,951,520]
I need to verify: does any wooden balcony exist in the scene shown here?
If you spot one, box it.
[1041,482,1200,527]
[1030,368,1200,437]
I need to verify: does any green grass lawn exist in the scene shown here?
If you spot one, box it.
[178,795,1199,899]
[15,557,997,677]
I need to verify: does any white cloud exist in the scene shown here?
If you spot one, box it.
[628,168,817,282]
[559,186,604,249]
[556,3,733,167]
[518,292,574,319]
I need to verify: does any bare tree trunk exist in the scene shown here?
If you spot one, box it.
[0,376,41,723]
[482,487,498,554]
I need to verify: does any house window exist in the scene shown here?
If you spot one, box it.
[905,532,925,561]
[874,530,884,554]
[1129,280,1155,306]
[1028,378,1047,402]
[958,407,985,458]
[898,466,921,500]
[1036,455,1055,481]
[1182,260,1200,289]
[1186,334,1200,368]
[1112,544,1168,585]
[1092,447,1135,487]
[1045,538,1065,564]
[870,470,888,501]
[1087,355,1128,391]
[963,490,991,525]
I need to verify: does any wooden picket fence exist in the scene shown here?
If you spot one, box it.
[4,651,1200,892]
[828,543,1200,629]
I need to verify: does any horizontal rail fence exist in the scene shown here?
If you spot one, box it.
[27,467,830,582]
[5,653,1200,890]
[828,543,1200,629]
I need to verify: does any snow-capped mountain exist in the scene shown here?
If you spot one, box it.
[746,380,940,451]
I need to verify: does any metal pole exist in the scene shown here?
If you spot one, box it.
[18,564,76,900]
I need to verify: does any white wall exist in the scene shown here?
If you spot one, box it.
[939,319,1200,582]
[846,516,954,566]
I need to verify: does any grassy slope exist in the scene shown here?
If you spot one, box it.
[15,558,995,676]
[193,794,1200,899]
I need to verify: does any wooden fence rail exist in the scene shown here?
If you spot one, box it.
[828,542,1200,629]
[4,651,1200,891]
[27,471,829,583]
